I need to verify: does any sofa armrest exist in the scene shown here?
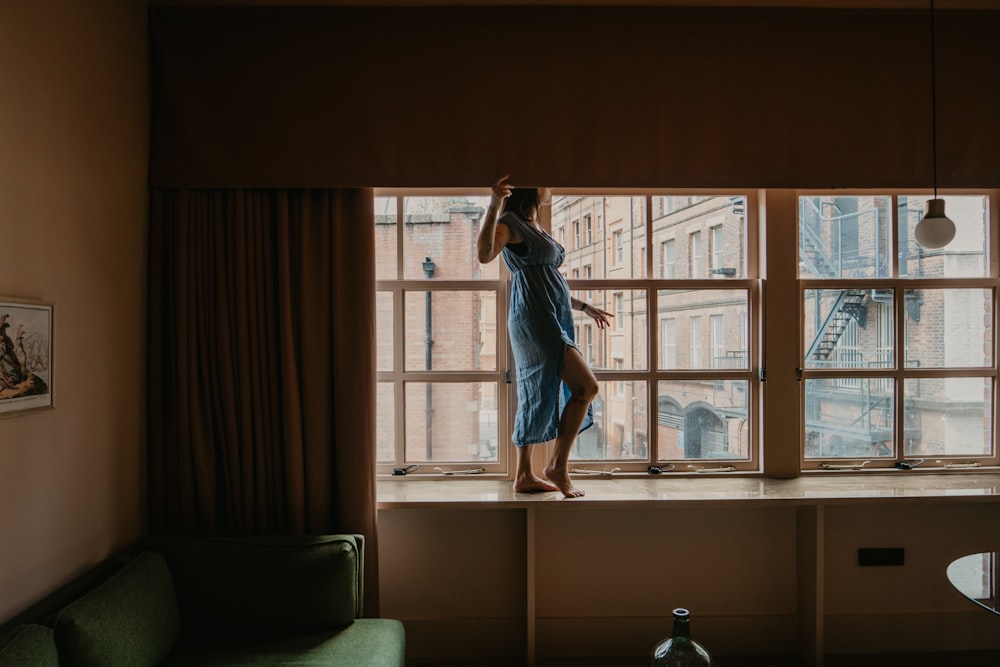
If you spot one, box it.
[0,624,59,667]
[148,534,364,639]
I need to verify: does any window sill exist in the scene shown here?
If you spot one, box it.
[376,471,1000,510]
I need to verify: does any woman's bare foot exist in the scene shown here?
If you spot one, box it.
[543,465,585,498]
[513,475,559,493]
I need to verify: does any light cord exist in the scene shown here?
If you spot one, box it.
[930,0,938,198]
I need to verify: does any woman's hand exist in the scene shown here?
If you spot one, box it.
[582,304,613,330]
[492,174,513,203]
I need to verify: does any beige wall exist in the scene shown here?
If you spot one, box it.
[0,0,149,622]
[380,501,1000,663]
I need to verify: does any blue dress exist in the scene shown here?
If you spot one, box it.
[500,211,594,446]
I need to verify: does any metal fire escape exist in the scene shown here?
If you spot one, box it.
[803,289,868,362]
[799,199,896,457]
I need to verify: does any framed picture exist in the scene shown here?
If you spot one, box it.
[0,298,53,417]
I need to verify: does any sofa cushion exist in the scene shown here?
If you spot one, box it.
[53,551,181,667]
[0,624,59,667]
[162,618,406,667]
[151,535,361,638]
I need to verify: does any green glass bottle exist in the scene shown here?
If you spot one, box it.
[650,608,713,667]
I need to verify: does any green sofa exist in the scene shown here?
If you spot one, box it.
[0,534,405,666]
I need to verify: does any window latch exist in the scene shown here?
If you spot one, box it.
[687,465,737,473]
[433,467,486,475]
[569,467,621,477]
[941,460,981,469]
[504,370,512,384]
[820,460,870,470]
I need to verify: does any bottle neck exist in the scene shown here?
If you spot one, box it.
[672,616,691,640]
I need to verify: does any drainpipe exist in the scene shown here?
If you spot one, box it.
[423,257,435,460]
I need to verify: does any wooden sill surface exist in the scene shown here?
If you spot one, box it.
[377,472,1000,509]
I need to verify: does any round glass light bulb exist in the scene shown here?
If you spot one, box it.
[914,198,956,249]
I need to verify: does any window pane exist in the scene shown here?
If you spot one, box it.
[904,377,992,458]
[577,289,646,371]
[377,382,394,463]
[377,291,393,372]
[804,378,894,459]
[405,382,498,463]
[901,195,988,278]
[554,196,646,279]
[375,196,397,280]
[402,196,496,280]
[653,196,747,279]
[905,289,992,368]
[799,196,891,279]
[658,290,749,370]
[656,380,749,460]
[404,290,496,371]
[804,289,893,370]
[571,380,648,461]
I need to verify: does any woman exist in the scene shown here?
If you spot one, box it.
[477,175,612,497]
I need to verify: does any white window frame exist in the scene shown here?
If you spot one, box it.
[797,190,1000,471]
[373,187,999,479]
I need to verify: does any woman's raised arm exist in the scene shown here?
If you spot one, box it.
[477,174,513,264]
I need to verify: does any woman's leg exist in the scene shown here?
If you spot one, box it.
[514,444,559,493]
[544,346,599,498]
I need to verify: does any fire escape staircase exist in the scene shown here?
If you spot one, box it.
[800,222,870,363]
[800,214,885,446]
[804,289,868,362]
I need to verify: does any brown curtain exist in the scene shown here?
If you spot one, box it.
[147,188,379,613]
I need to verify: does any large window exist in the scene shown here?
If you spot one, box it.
[375,189,997,478]
[375,194,505,471]
[799,193,998,469]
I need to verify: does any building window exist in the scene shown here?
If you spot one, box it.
[710,314,724,369]
[689,317,703,368]
[661,239,676,279]
[585,324,594,364]
[690,231,703,278]
[710,225,724,274]
[573,220,580,249]
[661,318,677,369]
[614,229,624,265]
[584,214,592,245]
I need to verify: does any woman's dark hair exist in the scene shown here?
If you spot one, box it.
[503,188,540,220]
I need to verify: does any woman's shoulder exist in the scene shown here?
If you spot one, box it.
[498,210,523,225]
[499,211,526,244]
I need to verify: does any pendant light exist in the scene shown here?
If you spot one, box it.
[914,0,955,249]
